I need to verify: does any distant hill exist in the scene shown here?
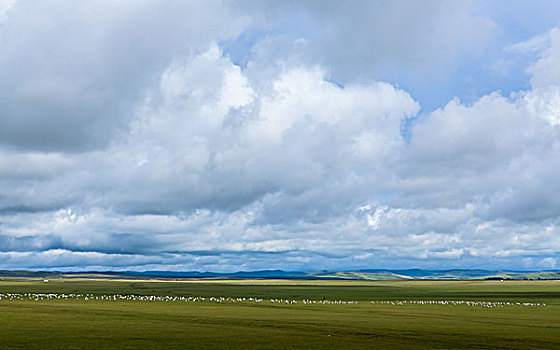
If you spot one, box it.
[304,269,560,280]
[0,269,559,280]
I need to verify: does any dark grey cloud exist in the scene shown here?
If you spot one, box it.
[0,0,248,151]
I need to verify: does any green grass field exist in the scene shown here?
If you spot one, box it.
[0,279,558,349]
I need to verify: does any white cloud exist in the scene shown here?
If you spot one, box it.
[506,32,551,55]
[0,0,15,23]
[529,28,560,88]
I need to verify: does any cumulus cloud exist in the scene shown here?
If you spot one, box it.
[0,0,248,151]
[0,1,559,271]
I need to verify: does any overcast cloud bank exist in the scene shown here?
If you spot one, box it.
[1,0,560,271]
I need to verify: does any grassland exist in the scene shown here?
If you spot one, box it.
[0,279,559,349]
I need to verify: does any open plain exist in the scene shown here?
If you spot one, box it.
[0,279,558,349]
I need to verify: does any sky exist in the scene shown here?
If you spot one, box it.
[1,0,560,272]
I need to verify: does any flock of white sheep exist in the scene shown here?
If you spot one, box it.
[371,300,546,308]
[0,292,547,308]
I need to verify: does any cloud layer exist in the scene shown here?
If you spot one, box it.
[0,0,559,271]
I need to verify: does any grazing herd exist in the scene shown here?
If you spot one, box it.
[371,300,546,308]
[0,293,546,308]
